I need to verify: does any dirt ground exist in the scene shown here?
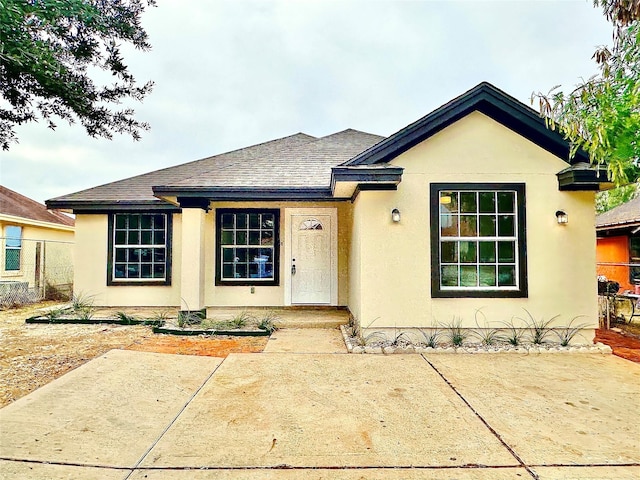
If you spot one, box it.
[595,322,640,363]
[0,302,268,408]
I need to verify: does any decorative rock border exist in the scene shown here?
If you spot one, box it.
[340,326,613,355]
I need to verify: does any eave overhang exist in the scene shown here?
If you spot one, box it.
[556,163,613,191]
[45,199,180,213]
[330,165,404,198]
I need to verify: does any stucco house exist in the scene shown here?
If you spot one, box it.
[1,186,75,303]
[47,83,608,338]
[596,195,640,293]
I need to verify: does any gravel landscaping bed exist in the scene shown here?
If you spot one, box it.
[340,325,613,355]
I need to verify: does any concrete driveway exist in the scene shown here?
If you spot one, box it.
[1,330,639,480]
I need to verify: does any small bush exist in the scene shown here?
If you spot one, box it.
[521,309,558,345]
[473,309,500,346]
[417,327,441,348]
[556,316,589,346]
[258,311,279,333]
[442,317,467,347]
[500,317,527,346]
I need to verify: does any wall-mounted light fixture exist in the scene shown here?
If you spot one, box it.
[555,210,568,225]
[391,208,401,223]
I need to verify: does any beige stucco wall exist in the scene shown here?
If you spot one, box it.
[73,214,182,306]
[73,201,352,308]
[349,111,598,334]
[1,220,74,288]
[203,201,351,308]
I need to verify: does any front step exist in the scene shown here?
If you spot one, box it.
[205,306,350,329]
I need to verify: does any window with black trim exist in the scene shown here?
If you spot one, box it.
[4,225,22,271]
[216,209,279,286]
[430,183,527,298]
[108,213,171,285]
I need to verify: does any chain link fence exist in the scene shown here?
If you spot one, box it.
[0,237,74,307]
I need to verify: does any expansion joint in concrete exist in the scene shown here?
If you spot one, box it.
[420,354,539,480]
[122,358,227,479]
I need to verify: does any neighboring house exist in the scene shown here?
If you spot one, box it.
[1,186,75,302]
[596,195,640,293]
[47,83,608,338]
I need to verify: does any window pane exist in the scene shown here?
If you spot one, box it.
[154,230,165,245]
[439,192,458,213]
[236,231,247,245]
[223,264,234,279]
[460,265,478,287]
[115,231,126,244]
[479,241,496,263]
[114,264,126,278]
[498,265,516,286]
[236,214,247,229]
[478,192,495,213]
[127,264,140,278]
[5,226,22,247]
[153,215,164,229]
[497,192,515,213]
[140,249,152,262]
[235,264,247,278]
[223,248,234,262]
[141,231,152,245]
[498,241,515,262]
[262,214,275,229]
[153,264,165,278]
[478,216,496,236]
[128,231,139,244]
[479,265,497,286]
[221,231,233,245]
[459,241,477,263]
[129,215,139,229]
[141,264,152,278]
[261,231,274,245]
[5,249,20,270]
[249,231,260,245]
[498,215,515,237]
[249,214,260,229]
[141,215,152,229]
[128,248,140,262]
[153,249,165,262]
[115,215,126,229]
[441,265,458,286]
[115,249,126,262]
[441,241,458,263]
[459,215,477,237]
[460,192,477,213]
[440,214,458,237]
[236,248,247,262]
[222,214,234,229]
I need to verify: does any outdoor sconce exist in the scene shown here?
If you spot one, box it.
[555,210,568,225]
[391,208,401,223]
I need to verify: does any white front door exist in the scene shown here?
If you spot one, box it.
[290,213,332,304]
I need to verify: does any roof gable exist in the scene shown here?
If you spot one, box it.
[343,82,590,167]
[0,186,74,227]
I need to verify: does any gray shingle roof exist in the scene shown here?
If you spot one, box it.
[47,130,383,207]
[596,195,640,229]
[0,186,74,226]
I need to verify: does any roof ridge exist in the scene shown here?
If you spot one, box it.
[0,185,74,226]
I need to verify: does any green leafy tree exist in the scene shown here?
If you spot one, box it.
[533,0,640,186]
[596,183,639,213]
[0,0,156,150]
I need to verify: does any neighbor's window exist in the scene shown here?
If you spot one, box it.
[630,235,640,285]
[430,183,527,298]
[108,213,171,285]
[216,209,279,286]
[4,226,22,271]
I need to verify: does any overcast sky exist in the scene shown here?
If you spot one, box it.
[1,0,613,205]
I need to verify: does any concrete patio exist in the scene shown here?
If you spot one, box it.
[1,329,639,479]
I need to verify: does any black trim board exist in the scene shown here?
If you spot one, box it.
[154,186,335,201]
[429,183,528,298]
[106,213,173,287]
[345,82,589,168]
[215,208,281,287]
